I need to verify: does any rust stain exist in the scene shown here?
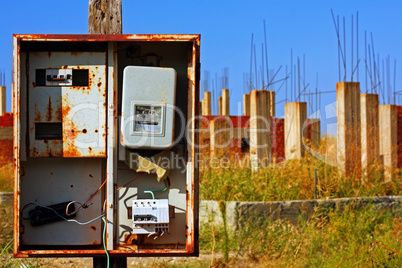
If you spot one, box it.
[90,226,96,231]
[14,34,200,44]
[97,82,102,87]
[34,103,40,121]
[61,98,71,119]
[46,96,52,121]
[70,52,81,57]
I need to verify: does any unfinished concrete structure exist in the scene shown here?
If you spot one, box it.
[337,82,361,175]
[209,117,231,158]
[218,96,222,115]
[379,105,397,182]
[285,102,307,160]
[360,94,380,171]
[243,94,250,116]
[222,89,230,116]
[250,89,271,170]
[0,86,5,115]
[201,91,211,115]
[269,91,276,117]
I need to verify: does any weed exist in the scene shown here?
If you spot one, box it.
[0,162,12,193]
[200,203,402,267]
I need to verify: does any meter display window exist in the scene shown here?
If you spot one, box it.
[133,105,163,134]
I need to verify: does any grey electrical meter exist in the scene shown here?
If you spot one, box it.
[121,66,177,149]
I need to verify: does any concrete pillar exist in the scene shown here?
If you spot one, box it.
[209,118,230,159]
[0,86,5,115]
[285,102,307,160]
[243,94,250,116]
[202,91,211,115]
[337,82,361,175]
[199,100,203,116]
[360,94,379,171]
[269,91,275,117]
[218,97,222,115]
[222,89,230,116]
[249,90,271,170]
[379,105,397,182]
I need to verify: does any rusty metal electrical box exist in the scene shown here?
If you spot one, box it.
[13,34,200,257]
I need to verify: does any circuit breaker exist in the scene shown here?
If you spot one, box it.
[132,199,169,235]
[121,66,177,149]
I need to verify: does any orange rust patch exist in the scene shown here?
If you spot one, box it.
[34,103,41,121]
[46,96,52,121]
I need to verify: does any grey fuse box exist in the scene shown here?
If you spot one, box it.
[121,66,177,149]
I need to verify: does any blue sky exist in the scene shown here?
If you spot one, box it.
[0,0,401,133]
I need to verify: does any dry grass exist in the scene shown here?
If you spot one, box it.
[200,135,402,202]
[0,161,13,193]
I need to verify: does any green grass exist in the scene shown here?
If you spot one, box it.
[200,203,402,267]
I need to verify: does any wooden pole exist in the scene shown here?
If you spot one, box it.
[89,1,124,267]
[89,0,122,34]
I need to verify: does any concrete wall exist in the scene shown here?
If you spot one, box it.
[0,113,13,162]
[200,196,402,230]
[271,118,285,163]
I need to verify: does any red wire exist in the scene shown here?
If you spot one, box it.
[117,172,146,191]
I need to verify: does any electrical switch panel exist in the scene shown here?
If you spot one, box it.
[132,199,169,234]
[45,69,73,86]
